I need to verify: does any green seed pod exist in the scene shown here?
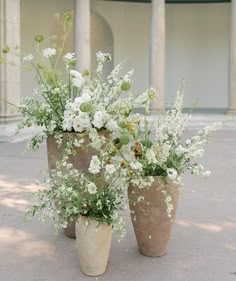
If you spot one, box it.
[80,102,91,113]
[118,121,127,128]
[119,134,130,145]
[109,150,117,157]
[82,69,90,77]
[2,46,10,54]
[121,80,131,91]
[70,59,77,67]
[34,34,44,43]
[64,12,72,22]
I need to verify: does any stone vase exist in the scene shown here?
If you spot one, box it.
[47,131,110,238]
[128,176,179,257]
[75,216,112,276]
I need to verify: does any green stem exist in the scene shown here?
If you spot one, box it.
[54,21,72,70]
[0,97,16,107]
[30,62,44,85]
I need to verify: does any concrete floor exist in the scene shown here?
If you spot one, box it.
[0,130,236,281]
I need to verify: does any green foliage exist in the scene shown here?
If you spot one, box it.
[25,161,126,232]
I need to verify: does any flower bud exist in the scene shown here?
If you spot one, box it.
[64,12,72,22]
[34,34,44,43]
[2,46,10,54]
[80,102,91,112]
[119,134,130,145]
[82,69,90,77]
[121,80,131,91]
[118,121,127,128]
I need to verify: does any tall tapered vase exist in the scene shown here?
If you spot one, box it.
[128,176,179,257]
[47,131,109,238]
[75,216,112,276]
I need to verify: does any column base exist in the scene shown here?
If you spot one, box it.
[0,123,41,143]
[226,109,236,116]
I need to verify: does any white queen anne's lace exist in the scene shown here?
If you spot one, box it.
[42,48,56,58]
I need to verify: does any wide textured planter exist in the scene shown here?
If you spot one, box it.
[47,131,110,174]
[47,131,110,238]
[75,216,112,276]
[128,176,179,257]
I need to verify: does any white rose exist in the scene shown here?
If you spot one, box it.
[72,113,90,132]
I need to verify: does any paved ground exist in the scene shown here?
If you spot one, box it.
[0,130,236,281]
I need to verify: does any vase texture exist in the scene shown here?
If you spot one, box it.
[47,131,110,238]
[128,176,179,257]
[75,216,112,276]
[47,131,110,174]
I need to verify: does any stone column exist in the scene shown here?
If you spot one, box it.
[74,0,91,72]
[0,0,21,141]
[228,0,236,115]
[150,0,165,113]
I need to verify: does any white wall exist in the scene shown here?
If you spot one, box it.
[166,3,230,109]
[91,0,151,95]
[92,1,230,109]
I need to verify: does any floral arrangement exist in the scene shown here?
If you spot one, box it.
[25,153,128,239]
[14,12,154,153]
[106,82,230,216]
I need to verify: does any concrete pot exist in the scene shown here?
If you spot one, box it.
[128,176,179,257]
[47,131,110,238]
[47,131,110,174]
[75,216,112,276]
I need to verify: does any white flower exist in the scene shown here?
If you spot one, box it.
[63,118,73,131]
[191,136,200,142]
[136,87,155,107]
[42,48,56,58]
[167,168,178,181]
[88,128,103,150]
[175,145,186,156]
[96,51,111,63]
[70,70,85,88]
[70,70,82,79]
[64,110,73,118]
[186,139,191,145]
[88,155,101,174]
[74,138,84,148]
[145,149,157,164]
[64,52,75,61]
[23,54,34,62]
[202,170,211,177]
[72,77,84,88]
[105,164,116,175]
[87,182,97,194]
[105,119,118,131]
[72,113,90,132]
[73,93,91,109]
[192,149,204,158]
[130,161,143,171]
[80,92,91,102]
[92,111,108,129]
